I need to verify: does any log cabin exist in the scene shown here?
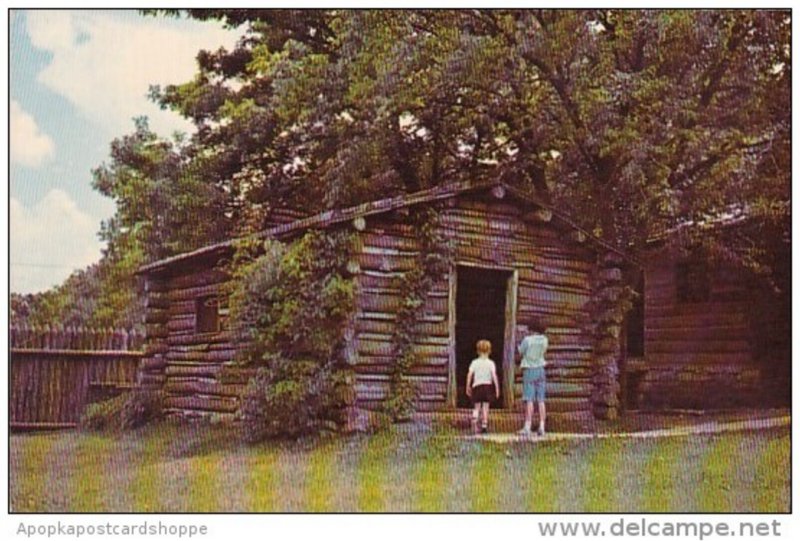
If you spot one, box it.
[135,180,637,421]
[625,217,791,411]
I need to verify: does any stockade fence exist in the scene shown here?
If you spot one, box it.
[9,325,145,430]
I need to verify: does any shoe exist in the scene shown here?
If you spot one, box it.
[517,428,532,437]
[481,426,488,434]
[537,427,545,437]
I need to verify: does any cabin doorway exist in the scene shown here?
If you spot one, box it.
[453,265,517,409]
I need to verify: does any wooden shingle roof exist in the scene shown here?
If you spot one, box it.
[138,180,632,275]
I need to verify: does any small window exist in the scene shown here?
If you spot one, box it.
[195,296,219,333]
[676,257,710,303]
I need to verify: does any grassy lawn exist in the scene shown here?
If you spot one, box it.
[10,422,789,513]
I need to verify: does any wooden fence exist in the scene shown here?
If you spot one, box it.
[9,325,144,430]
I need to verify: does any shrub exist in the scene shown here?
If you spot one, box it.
[79,390,163,432]
[80,393,127,432]
[239,357,350,442]
[120,389,164,430]
[228,230,356,441]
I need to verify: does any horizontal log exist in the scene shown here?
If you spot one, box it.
[357,339,450,358]
[144,312,169,326]
[646,301,748,319]
[357,332,449,347]
[165,364,224,378]
[518,285,591,306]
[138,373,166,386]
[166,349,236,362]
[645,326,751,342]
[168,283,225,302]
[355,379,448,401]
[165,379,245,397]
[353,362,448,377]
[357,253,417,273]
[167,268,228,290]
[358,294,447,314]
[167,315,195,332]
[163,395,238,413]
[519,271,591,291]
[645,352,752,365]
[166,300,204,317]
[167,331,238,347]
[145,278,169,293]
[645,340,751,355]
[140,356,167,371]
[144,325,168,339]
[360,233,420,251]
[646,312,748,329]
[145,292,170,310]
[357,311,446,323]
[536,397,590,413]
[354,353,449,368]
[355,318,449,337]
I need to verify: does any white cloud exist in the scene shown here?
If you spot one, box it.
[10,190,104,294]
[10,100,55,167]
[26,10,239,138]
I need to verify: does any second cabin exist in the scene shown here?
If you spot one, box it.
[137,180,632,420]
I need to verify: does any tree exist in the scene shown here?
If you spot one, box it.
[17,10,789,330]
[147,10,788,289]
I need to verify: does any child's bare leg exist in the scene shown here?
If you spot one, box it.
[537,401,546,434]
[472,403,480,432]
[481,403,489,428]
[525,401,534,430]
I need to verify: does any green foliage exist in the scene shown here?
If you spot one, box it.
[119,390,165,430]
[384,207,453,421]
[79,390,164,433]
[10,260,142,330]
[228,230,355,362]
[80,394,128,432]
[228,230,356,439]
[238,358,350,441]
[149,9,787,291]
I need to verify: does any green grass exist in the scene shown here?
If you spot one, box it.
[9,423,790,513]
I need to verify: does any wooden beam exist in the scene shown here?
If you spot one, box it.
[569,230,588,243]
[491,185,506,199]
[352,216,367,231]
[523,209,553,223]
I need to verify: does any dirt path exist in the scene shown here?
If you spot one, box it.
[465,414,791,444]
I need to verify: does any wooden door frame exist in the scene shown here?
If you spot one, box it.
[446,263,519,409]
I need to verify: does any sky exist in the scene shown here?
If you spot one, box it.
[9,10,240,294]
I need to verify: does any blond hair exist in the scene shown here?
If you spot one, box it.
[476,339,492,355]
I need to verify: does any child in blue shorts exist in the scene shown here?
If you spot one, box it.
[518,319,548,436]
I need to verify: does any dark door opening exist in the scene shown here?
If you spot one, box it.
[455,266,511,408]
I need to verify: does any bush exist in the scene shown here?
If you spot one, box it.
[80,393,127,432]
[238,356,350,442]
[120,389,164,430]
[228,230,356,442]
[79,390,163,432]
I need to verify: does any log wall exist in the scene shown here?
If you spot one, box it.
[141,265,244,417]
[636,250,771,409]
[351,195,598,413]
[142,193,605,417]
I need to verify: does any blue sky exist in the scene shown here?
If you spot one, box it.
[9,10,239,293]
